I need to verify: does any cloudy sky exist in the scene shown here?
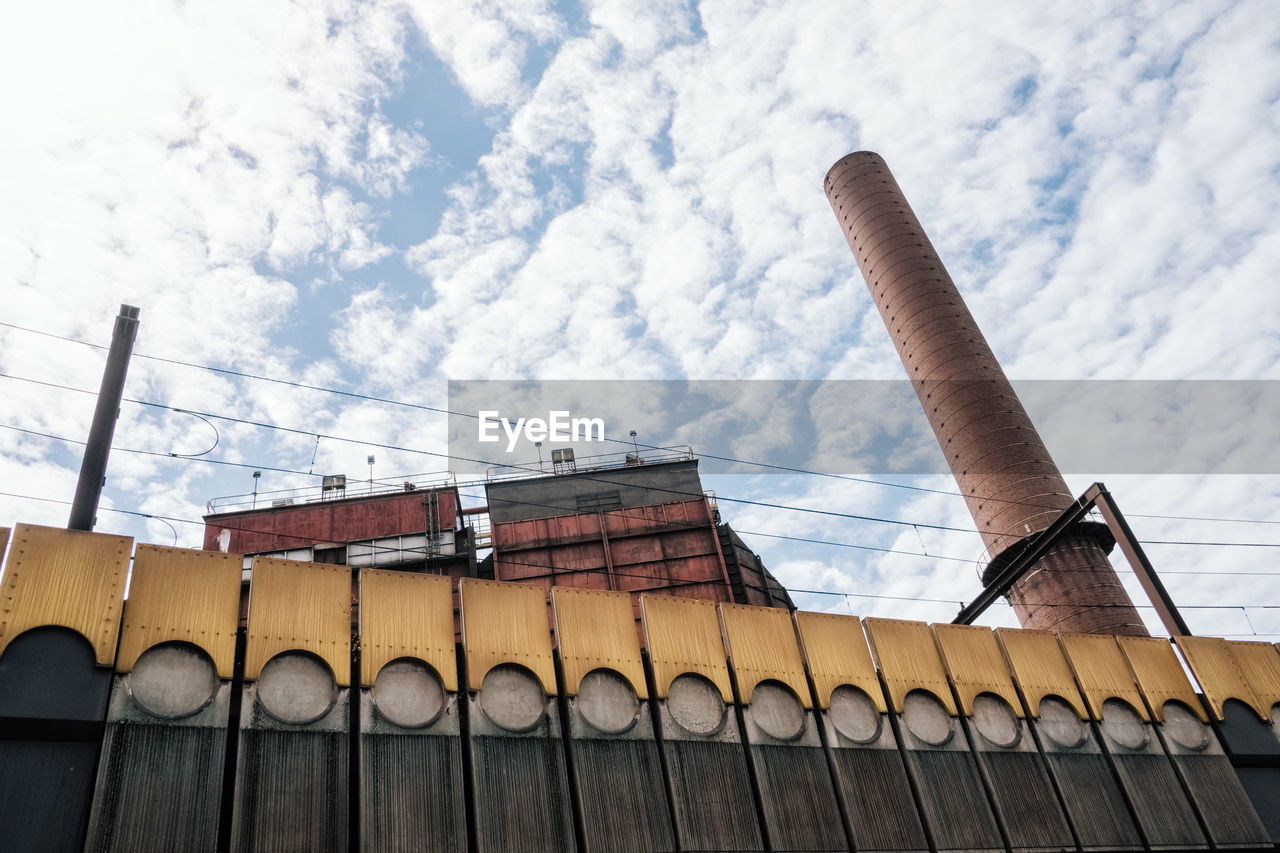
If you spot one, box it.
[1,0,1277,636]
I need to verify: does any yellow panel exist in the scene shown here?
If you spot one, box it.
[795,611,886,712]
[719,603,811,709]
[116,545,241,678]
[244,557,351,686]
[1175,636,1264,721]
[1228,641,1280,717]
[995,628,1089,720]
[459,578,555,694]
[552,587,646,699]
[640,593,732,702]
[1058,633,1147,721]
[0,527,9,560]
[1117,636,1207,722]
[0,523,131,666]
[863,617,956,715]
[360,570,456,692]
[932,624,1024,718]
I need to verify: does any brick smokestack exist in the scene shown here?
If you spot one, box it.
[825,151,1146,636]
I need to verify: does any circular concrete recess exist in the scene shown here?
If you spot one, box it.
[972,693,1021,749]
[902,691,953,746]
[1161,702,1209,751]
[372,659,445,729]
[750,680,806,741]
[828,685,882,744]
[258,651,337,725]
[479,664,546,733]
[576,668,640,735]
[1100,699,1149,751]
[128,642,218,720]
[1037,696,1088,749]
[667,673,726,736]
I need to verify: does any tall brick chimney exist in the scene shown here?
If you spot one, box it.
[825,151,1146,636]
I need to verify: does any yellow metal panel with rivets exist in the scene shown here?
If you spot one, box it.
[552,587,646,699]
[1227,640,1280,718]
[640,593,732,702]
[115,545,241,678]
[1117,636,1207,722]
[1175,636,1265,721]
[1058,632,1147,721]
[719,603,811,709]
[360,569,457,692]
[460,578,555,694]
[933,623,1024,718]
[863,617,957,715]
[995,628,1089,720]
[0,527,9,561]
[244,556,351,686]
[0,523,131,666]
[794,611,886,713]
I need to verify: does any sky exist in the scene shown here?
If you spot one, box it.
[1,0,1278,637]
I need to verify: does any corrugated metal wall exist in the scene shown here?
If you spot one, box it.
[1,521,1278,853]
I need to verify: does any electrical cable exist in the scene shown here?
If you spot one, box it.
[4,490,1280,613]
[18,319,1276,527]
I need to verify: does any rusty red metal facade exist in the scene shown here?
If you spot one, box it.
[202,488,458,554]
[824,151,1145,636]
[492,498,734,603]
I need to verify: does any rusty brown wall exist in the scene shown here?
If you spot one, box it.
[824,151,1145,636]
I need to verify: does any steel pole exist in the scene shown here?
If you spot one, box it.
[68,304,140,531]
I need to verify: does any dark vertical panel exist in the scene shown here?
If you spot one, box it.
[467,693,576,853]
[892,702,1004,853]
[961,704,1074,852]
[359,691,467,852]
[566,696,675,853]
[1095,701,1207,851]
[0,626,112,853]
[737,693,846,852]
[0,739,101,852]
[654,690,763,853]
[231,685,350,852]
[661,736,764,852]
[821,705,929,853]
[1215,700,1280,845]
[1026,701,1142,852]
[84,676,230,852]
[1156,703,1270,849]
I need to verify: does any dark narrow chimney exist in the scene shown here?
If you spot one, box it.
[825,151,1146,636]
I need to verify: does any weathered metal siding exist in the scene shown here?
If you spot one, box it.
[933,623,1074,852]
[461,579,576,853]
[0,524,127,853]
[554,588,675,853]
[0,522,1273,852]
[996,628,1143,851]
[493,499,732,608]
[721,604,848,852]
[85,545,241,853]
[1176,637,1280,842]
[1058,633,1209,850]
[643,594,764,851]
[864,618,1005,852]
[203,488,458,554]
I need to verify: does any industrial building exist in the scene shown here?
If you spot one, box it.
[0,152,1277,852]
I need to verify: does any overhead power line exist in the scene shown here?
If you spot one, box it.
[19,317,1278,528]
[4,489,1280,614]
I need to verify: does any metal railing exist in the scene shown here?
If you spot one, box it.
[207,470,456,514]
[484,445,695,483]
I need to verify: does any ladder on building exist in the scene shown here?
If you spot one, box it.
[425,491,442,572]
